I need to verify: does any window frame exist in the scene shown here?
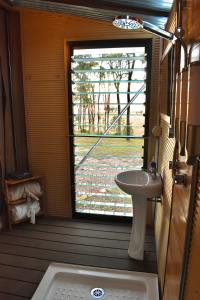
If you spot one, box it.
[68,39,152,221]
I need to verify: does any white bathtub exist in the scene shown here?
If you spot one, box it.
[31,263,159,300]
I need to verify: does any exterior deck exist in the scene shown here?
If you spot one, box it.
[0,217,157,299]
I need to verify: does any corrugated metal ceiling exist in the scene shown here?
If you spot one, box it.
[11,0,174,28]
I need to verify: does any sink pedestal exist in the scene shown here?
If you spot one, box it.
[128,196,147,261]
[114,170,162,261]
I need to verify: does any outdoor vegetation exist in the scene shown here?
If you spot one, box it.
[71,47,147,216]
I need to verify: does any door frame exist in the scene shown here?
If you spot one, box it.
[67,38,152,222]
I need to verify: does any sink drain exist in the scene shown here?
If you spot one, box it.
[90,288,105,299]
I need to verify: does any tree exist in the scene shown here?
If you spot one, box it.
[97,64,106,134]
[73,56,98,133]
[107,54,127,135]
[104,81,111,129]
[126,54,136,139]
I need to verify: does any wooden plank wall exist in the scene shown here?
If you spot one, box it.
[183,0,198,43]
[155,115,175,290]
[160,1,200,298]
[147,37,161,163]
[6,11,28,172]
[155,6,178,292]
[184,166,200,300]
[163,168,191,300]
[20,8,161,218]
[162,2,176,55]
[0,8,28,174]
[0,8,16,174]
[181,3,200,296]
[0,7,28,229]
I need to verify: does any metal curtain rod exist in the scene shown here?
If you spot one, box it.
[75,84,145,171]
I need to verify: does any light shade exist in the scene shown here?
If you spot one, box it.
[112,16,143,30]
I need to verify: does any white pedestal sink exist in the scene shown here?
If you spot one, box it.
[115,170,162,260]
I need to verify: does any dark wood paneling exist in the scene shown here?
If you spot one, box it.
[0,234,156,261]
[16,222,131,240]
[0,217,157,299]
[0,252,50,271]
[0,293,27,300]
[0,242,156,271]
[6,11,28,172]
[0,60,6,224]
[0,0,13,10]
[0,264,43,283]
[4,226,155,251]
[37,216,132,232]
[0,8,28,176]
[0,7,29,231]
[0,277,37,298]
[0,8,16,173]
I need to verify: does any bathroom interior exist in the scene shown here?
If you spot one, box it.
[0,0,200,299]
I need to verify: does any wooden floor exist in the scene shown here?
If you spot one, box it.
[0,217,157,300]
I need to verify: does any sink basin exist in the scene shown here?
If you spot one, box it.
[115,170,162,198]
[114,170,162,261]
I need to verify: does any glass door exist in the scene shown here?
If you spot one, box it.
[68,39,151,220]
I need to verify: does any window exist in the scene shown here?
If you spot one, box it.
[68,39,151,220]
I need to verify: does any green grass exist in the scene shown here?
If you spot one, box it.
[74,137,143,216]
[74,137,144,157]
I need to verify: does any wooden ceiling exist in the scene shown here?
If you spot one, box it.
[7,0,174,27]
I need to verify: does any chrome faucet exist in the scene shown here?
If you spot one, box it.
[149,159,157,178]
[169,143,186,185]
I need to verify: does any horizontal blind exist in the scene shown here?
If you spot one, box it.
[70,46,148,217]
